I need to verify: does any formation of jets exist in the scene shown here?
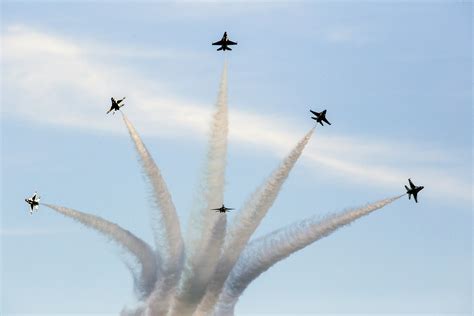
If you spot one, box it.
[25,192,40,215]
[25,31,425,215]
[211,204,235,213]
[106,97,126,115]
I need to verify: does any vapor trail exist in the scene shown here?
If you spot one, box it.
[122,114,184,314]
[214,195,403,315]
[43,204,158,300]
[170,61,229,316]
[195,127,315,316]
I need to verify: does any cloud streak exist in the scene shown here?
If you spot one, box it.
[2,25,470,203]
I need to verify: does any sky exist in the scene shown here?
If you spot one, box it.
[1,1,472,315]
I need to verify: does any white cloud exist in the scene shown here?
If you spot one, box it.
[2,25,471,204]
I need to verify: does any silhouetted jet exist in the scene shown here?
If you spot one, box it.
[107,97,126,114]
[405,178,424,203]
[212,32,237,51]
[25,191,40,214]
[310,109,331,126]
[212,204,234,213]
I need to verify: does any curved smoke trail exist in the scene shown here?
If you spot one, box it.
[195,127,315,315]
[43,204,159,300]
[122,114,184,314]
[214,195,403,315]
[170,61,229,316]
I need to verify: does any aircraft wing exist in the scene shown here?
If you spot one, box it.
[413,192,418,203]
[227,40,237,45]
[212,40,224,46]
[31,192,37,200]
[211,208,221,210]
[409,178,416,189]
[310,110,318,116]
[322,117,331,125]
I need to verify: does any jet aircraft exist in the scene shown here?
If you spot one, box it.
[405,178,424,203]
[212,32,237,51]
[212,204,235,213]
[310,109,331,126]
[25,192,40,214]
[107,97,126,114]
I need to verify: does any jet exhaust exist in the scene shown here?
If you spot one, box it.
[170,61,229,316]
[213,195,403,315]
[43,204,159,300]
[195,127,315,316]
[122,114,184,315]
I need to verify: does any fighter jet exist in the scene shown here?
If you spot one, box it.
[211,204,235,213]
[106,97,126,115]
[25,191,40,214]
[405,178,424,203]
[212,32,237,51]
[310,109,331,126]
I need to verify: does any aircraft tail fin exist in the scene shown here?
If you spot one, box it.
[311,116,317,121]
[405,185,409,192]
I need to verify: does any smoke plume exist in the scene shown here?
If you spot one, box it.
[214,195,403,315]
[170,61,229,316]
[122,114,184,314]
[43,204,158,300]
[195,127,314,315]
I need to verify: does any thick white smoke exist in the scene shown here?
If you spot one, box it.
[43,204,159,300]
[214,195,403,315]
[195,127,315,315]
[122,114,184,314]
[40,60,410,316]
[170,61,229,316]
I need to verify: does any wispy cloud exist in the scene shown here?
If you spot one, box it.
[2,25,471,203]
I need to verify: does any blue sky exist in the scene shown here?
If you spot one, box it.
[1,1,472,315]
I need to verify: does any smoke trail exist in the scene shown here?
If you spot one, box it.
[122,114,184,314]
[43,204,158,300]
[170,61,229,316]
[120,303,147,316]
[194,127,314,316]
[214,195,403,315]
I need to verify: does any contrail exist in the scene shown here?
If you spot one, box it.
[122,114,184,314]
[214,195,403,315]
[43,204,159,300]
[195,127,315,316]
[170,61,229,316]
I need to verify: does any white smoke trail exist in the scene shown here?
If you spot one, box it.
[195,127,315,316]
[120,303,147,316]
[170,61,228,316]
[122,114,184,314]
[43,204,159,300]
[214,195,403,315]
